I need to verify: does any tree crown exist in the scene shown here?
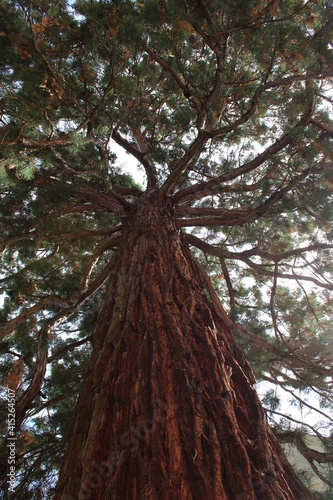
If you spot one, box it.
[0,0,332,495]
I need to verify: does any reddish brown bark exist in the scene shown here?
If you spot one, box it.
[55,192,312,499]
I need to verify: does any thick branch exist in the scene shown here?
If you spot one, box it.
[130,124,159,188]
[74,259,115,307]
[265,372,333,424]
[0,136,73,148]
[2,226,121,252]
[111,130,158,188]
[159,132,209,197]
[174,132,292,204]
[113,185,142,197]
[48,204,106,218]
[74,187,130,213]
[208,71,323,140]
[277,431,333,488]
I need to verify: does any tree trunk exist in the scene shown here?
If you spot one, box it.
[55,192,311,500]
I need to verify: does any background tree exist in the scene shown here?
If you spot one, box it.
[0,0,332,498]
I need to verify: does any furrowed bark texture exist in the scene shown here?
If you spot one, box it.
[55,193,311,500]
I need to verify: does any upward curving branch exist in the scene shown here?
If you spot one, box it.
[159,131,209,197]
[174,88,317,204]
[74,187,130,213]
[177,163,319,229]
[185,233,333,291]
[111,130,158,188]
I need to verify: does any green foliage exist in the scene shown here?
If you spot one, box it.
[0,0,332,495]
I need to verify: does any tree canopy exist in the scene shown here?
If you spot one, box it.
[0,0,333,497]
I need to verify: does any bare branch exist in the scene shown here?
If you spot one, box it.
[240,259,333,291]
[265,371,333,424]
[174,89,317,204]
[48,336,92,363]
[130,124,159,188]
[207,72,319,138]
[111,130,158,188]
[267,409,325,441]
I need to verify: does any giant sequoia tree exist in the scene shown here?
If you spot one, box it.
[1,0,333,498]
